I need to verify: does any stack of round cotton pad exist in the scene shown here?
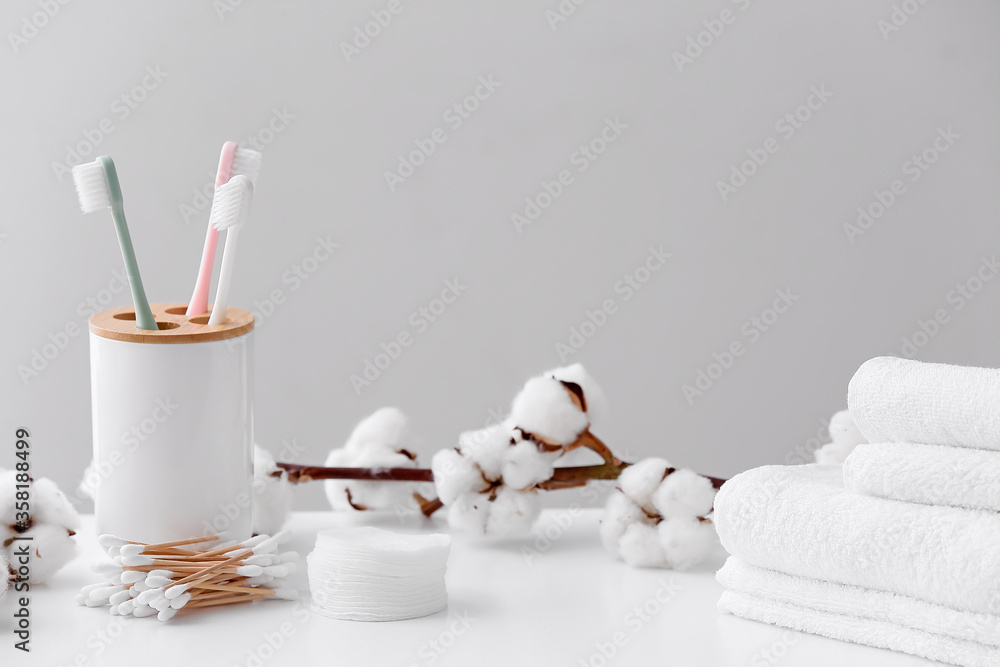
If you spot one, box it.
[307,527,450,622]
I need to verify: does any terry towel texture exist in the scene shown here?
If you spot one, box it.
[713,465,1000,617]
[718,590,999,667]
[848,356,1000,450]
[844,442,1000,513]
[717,557,1000,649]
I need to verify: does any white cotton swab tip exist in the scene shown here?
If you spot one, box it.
[274,588,298,601]
[89,585,123,602]
[133,606,158,618]
[164,583,189,600]
[121,554,155,566]
[79,583,107,596]
[261,565,290,578]
[109,590,132,606]
[121,571,145,584]
[157,608,177,622]
[236,565,263,577]
[152,596,172,612]
[118,600,136,615]
[97,535,127,549]
[145,576,173,588]
[120,544,145,557]
[169,593,191,610]
[109,605,121,616]
[136,589,161,605]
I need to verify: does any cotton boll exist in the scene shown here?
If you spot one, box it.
[432,450,487,505]
[501,441,557,491]
[658,516,719,570]
[343,407,409,454]
[32,478,81,532]
[484,487,541,536]
[509,376,590,445]
[828,409,866,447]
[618,523,666,568]
[77,459,98,501]
[446,494,491,535]
[6,523,78,584]
[650,469,715,520]
[252,445,294,535]
[324,409,420,511]
[0,549,9,598]
[0,469,18,527]
[545,363,607,432]
[599,491,644,552]
[341,443,422,511]
[458,424,511,481]
[814,440,856,465]
[815,410,868,464]
[617,458,670,507]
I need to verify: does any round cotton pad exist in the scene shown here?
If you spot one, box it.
[307,527,450,622]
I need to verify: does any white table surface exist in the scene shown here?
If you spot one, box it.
[2,510,937,666]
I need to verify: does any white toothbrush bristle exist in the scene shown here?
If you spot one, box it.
[210,175,253,232]
[72,160,111,213]
[230,147,262,185]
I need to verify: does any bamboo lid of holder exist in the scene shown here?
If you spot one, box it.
[89,303,254,344]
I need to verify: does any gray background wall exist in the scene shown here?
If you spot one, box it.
[2,0,998,511]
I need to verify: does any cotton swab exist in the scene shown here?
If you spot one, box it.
[79,532,297,621]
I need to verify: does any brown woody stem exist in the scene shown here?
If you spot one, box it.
[274,464,433,484]
[274,429,727,516]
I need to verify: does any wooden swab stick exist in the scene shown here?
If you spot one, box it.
[166,549,250,590]
[189,582,275,595]
[185,593,273,609]
[144,535,219,550]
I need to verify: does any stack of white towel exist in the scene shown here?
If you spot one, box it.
[714,357,1000,667]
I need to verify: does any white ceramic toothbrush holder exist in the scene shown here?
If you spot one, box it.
[89,303,255,544]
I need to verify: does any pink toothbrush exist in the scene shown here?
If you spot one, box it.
[185,142,262,316]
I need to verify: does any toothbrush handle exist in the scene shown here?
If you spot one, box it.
[187,142,239,317]
[186,226,219,316]
[110,203,158,331]
[208,227,239,325]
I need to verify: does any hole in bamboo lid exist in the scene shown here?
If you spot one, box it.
[189,315,231,325]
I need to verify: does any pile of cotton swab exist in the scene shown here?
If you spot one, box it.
[77,532,298,621]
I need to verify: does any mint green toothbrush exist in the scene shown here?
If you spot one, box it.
[72,156,158,330]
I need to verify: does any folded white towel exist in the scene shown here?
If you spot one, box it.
[719,590,999,667]
[713,464,1000,616]
[717,557,1000,649]
[848,356,1000,450]
[844,442,1000,513]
